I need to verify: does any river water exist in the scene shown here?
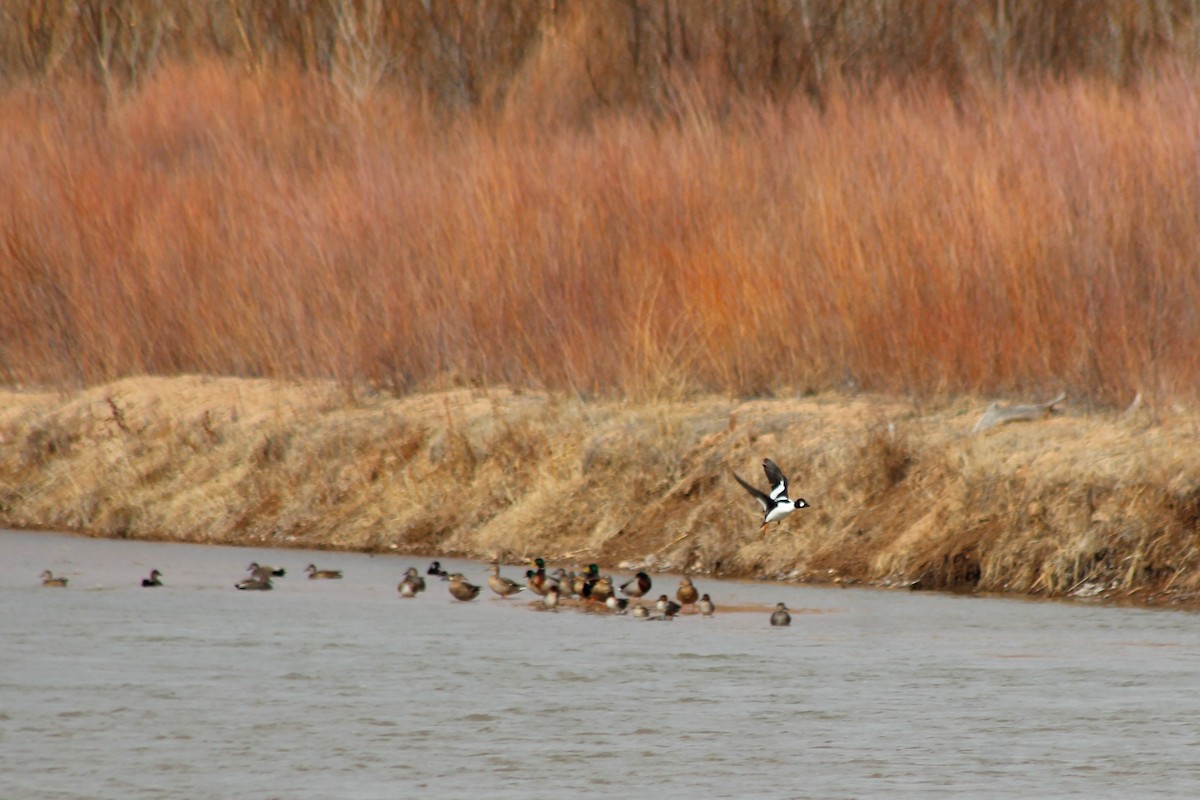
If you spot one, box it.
[2,529,1199,799]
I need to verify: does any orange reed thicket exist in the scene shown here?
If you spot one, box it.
[2,57,1199,405]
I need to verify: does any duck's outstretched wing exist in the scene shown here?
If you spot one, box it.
[733,471,773,512]
[762,458,789,500]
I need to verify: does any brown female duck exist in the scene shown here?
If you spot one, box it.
[40,570,68,587]
[487,563,525,598]
[448,573,482,602]
[676,577,700,610]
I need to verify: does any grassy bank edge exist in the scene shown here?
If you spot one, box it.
[1,376,1197,608]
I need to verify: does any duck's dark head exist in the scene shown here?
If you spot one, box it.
[585,563,600,577]
[795,498,811,509]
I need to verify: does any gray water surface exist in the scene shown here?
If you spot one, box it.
[2,530,1199,799]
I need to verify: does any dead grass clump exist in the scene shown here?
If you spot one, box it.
[22,421,77,468]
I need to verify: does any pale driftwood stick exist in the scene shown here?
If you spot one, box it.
[1121,392,1143,419]
[972,391,1067,434]
[655,529,693,556]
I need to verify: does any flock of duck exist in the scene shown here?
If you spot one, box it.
[35,458,806,627]
[38,558,794,627]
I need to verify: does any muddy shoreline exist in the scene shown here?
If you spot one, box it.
[2,377,1197,608]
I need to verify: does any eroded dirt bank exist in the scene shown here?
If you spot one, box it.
[1,377,1197,606]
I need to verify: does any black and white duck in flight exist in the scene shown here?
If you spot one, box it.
[732,458,810,531]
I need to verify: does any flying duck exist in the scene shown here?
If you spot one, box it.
[732,458,810,531]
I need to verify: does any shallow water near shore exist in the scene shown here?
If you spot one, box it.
[3,529,1200,799]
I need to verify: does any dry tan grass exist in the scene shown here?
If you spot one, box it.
[2,377,1198,606]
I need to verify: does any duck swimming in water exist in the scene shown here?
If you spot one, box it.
[398,567,426,597]
[487,563,525,598]
[620,571,652,598]
[447,573,482,602]
[770,602,792,627]
[40,570,68,587]
[305,564,343,579]
[236,575,273,591]
[525,558,549,596]
[676,577,700,610]
[141,569,163,587]
[542,584,560,612]
[606,595,629,614]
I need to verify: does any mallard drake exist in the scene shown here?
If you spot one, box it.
[398,567,426,597]
[631,602,650,618]
[578,563,601,597]
[488,563,525,598]
[697,593,715,616]
[39,570,68,587]
[677,577,700,609]
[236,575,273,591]
[770,602,791,626]
[427,560,449,579]
[305,564,343,579]
[141,569,163,587]
[247,562,286,579]
[732,458,811,531]
[447,573,482,601]
[620,571,652,598]
[605,595,629,614]
[542,584,560,611]
[525,558,549,596]
[590,576,614,603]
